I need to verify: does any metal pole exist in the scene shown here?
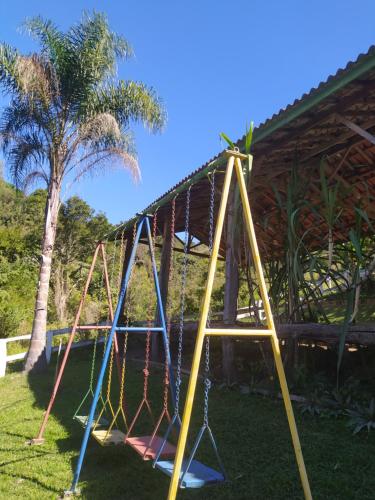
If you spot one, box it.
[68,219,145,494]
[168,152,311,500]
[30,244,101,445]
[167,156,235,500]
[145,216,176,406]
[101,243,122,377]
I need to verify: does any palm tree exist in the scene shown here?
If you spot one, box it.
[0,12,166,372]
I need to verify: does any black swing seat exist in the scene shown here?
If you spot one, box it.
[73,415,109,429]
[91,429,126,446]
[155,459,225,488]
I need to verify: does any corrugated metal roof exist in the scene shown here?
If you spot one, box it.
[106,45,375,240]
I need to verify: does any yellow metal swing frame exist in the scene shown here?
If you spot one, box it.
[167,150,312,500]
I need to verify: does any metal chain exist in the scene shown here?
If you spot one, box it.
[117,229,127,298]
[123,223,137,322]
[143,329,151,398]
[106,340,115,400]
[87,246,107,391]
[163,197,176,410]
[108,231,119,319]
[114,228,132,411]
[118,224,136,406]
[100,250,109,363]
[97,237,117,404]
[151,209,158,263]
[102,231,121,411]
[88,335,99,392]
[175,186,191,414]
[142,212,158,399]
[204,171,215,426]
[118,331,129,407]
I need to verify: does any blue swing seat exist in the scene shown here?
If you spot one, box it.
[155,458,225,488]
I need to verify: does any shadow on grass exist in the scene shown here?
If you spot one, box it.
[0,469,62,494]
[0,449,55,468]
[22,345,375,500]
[25,349,180,498]
[0,398,30,413]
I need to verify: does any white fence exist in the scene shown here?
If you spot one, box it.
[213,302,266,321]
[0,327,101,377]
[236,301,266,321]
[0,302,267,378]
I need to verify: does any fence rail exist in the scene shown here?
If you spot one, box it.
[0,327,104,377]
[0,303,267,378]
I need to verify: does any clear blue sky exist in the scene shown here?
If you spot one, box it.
[1,0,375,224]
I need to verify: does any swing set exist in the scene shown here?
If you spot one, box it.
[29,148,312,500]
[124,211,177,460]
[29,241,123,445]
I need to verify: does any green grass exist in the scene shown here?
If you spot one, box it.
[323,295,375,324]
[0,351,374,499]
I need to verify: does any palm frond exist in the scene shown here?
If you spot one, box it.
[1,12,163,193]
[7,132,47,188]
[0,43,21,95]
[76,11,133,60]
[81,80,166,131]
[22,170,49,191]
[0,98,52,150]
[14,55,53,104]
[23,16,66,67]
[72,147,139,184]
[62,12,133,109]
[79,112,121,143]
[1,101,34,146]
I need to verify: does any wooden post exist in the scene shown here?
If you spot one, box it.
[222,183,239,383]
[152,219,173,360]
[119,236,133,324]
[159,219,173,309]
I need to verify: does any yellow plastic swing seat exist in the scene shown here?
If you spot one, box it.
[91,429,126,446]
[74,415,108,428]
[126,435,176,460]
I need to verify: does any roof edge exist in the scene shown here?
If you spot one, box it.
[106,47,375,240]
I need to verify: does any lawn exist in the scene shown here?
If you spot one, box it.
[0,350,374,499]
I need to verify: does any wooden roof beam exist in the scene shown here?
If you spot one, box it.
[253,85,374,156]
[299,119,375,163]
[336,114,375,146]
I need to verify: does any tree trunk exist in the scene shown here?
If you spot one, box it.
[54,261,68,325]
[222,184,239,384]
[25,178,61,372]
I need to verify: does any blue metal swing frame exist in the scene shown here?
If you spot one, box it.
[67,215,176,494]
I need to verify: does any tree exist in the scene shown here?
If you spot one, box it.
[0,12,166,372]
[53,196,113,324]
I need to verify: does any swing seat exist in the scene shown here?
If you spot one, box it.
[126,435,176,460]
[155,459,225,488]
[91,429,126,446]
[74,415,108,429]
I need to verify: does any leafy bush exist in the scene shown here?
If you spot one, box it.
[0,299,22,338]
[347,399,375,434]
[298,388,324,416]
[321,388,353,418]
